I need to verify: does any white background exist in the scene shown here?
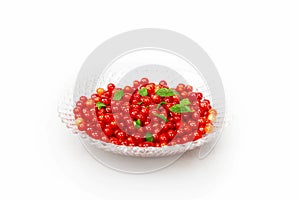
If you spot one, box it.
[1,0,299,199]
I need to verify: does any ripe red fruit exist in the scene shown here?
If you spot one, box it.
[73,107,81,114]
[185,85,193,92]
[193,131,203,141]
[86,127,93,135]
[133,80,140,88]
[141,142,154,147]
[164,97,173,103]
[103,127,113,136]
[167,130,176,140]
[76,101,84,107]
[77,123,86,131]
[140,96,151,106]
[150,94,161,103]
[140,77,149,85]
[110,121,118,129]
[85,99,94,108]
[176,83,185,92]
[196,92,203,100]
[80,96,88,102]
[180,91,188,98]
[159,80,167,86]
[89,132,101,140]
[158,133,168,143]
[115,130,127,139]
[103,113,114,123]
[124,86,132,93]
[110,137,119,145]
[107,83,115,91]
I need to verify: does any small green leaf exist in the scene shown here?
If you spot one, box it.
[137,102,143,105]
[133,119,141,128]
[172,90,180,96]
[154,113,168,122]
[180,98,191,106]
[145,132,154,142]
[156,88,175,97]
[156,101,166,109]
[138,88,148,96]
[113,90,124,100]
[169,104,194,113]
[96,102,106,109]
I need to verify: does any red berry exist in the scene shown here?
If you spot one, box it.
[124,86,132,93]
[150,94,161,103]
[140,77,149,85]
[185,85,193,92]
[155,143,161,147]
[73,107,81,114]
[180,91,188,98]
[79,96,88,102]
[193,131,203,141]
[132,93,141,100]
[90,132,101,140]
[85,99,94,108]
[176,83,185,92]
[167,130,176,140]
[133,80,140,88]
[115,130,127,139]
[101,98,110,106]
[198,127,205,134]
[164,97,173,103]
[158,133,168,143]
[76,101,84,107]
[105,106,112,113]
[198,117,207,126]
[110,137,119,145]
[107,83,115,91]
[77,123,86,131]
[140,96,151,106]
[197,92,203,100]
[103,127,113,136]
[145,83,155,94]
[86,127,93,135]
[159,80,167,86]
[103,113,113,123]
[141,142,154,147]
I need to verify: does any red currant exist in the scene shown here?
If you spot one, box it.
[107,83,115,91]
[140,77,149,85]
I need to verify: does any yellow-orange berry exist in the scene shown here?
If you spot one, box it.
[96,88,105,96]
[205,123,214,133]
[75,118,84,126]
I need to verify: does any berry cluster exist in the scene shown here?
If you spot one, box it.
[73,78,217,147]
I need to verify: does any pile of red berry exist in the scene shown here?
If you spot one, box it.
[73,78,217,147]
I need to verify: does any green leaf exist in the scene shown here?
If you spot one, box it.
[133,119,141,129]
[138,88,148,96]
[113,90,124,100]
[154,113,168,122]
[172,90,180,96]
[169,104,194,113]
[96,102,106,109]
[145,132,154,142]
[155,88,175,97]
[137,102,143,105]
[156,101,166,109]
[180,98,191,106]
